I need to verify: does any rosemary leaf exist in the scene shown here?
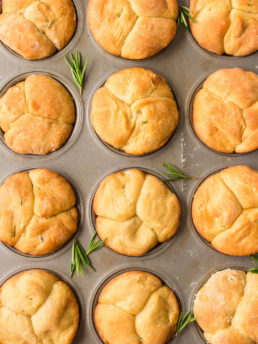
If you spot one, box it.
[77,241,95,271]
[70,232,106,278]
[11,225,16,238]
[176,311,195,336]
[250,254,258,262]
[70,240,76,278]
[178,6,196,31]
[64,50,88,95]
[75,248,81,276]
[249,267,258,274]
[162,162,194,181]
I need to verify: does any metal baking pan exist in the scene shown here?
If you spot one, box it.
[0,0,257,343]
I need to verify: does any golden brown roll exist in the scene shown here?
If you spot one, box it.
[94,270,180,344]
[190,0,258,56]
[88,0,178,59]
[194,269,258,344]
[0,269,79,344]
[90,68,179,155]
[0,74,75,155]
[0,169,78,255]
[93,169,181,256]
[0,0,76,59]
[193,68,258,154]
[192,165,258,256]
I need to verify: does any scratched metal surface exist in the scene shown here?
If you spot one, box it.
[0,0,257,343]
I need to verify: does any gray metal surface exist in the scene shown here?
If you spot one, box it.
[0,0,257,343]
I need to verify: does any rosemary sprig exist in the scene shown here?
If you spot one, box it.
[249,267,258,274]
[178,6,195,31]
[64,50,88,95]
[162,162,194,181]
[175,311,195,336]
[70,232,106,278]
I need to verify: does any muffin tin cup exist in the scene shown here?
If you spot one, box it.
[87,69,180,159]
[187,28,252,62]
[0,167,84,260]
[89,166,182,259]
[186,70,257,158]
[188,165,258,257]
[188,265,249,344]
[0,266,84,343]
[0,69,83,160]
[88,266,185,344]
[86,7,181,64]
[0,0,84,63]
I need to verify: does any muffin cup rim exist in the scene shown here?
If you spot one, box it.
[0,69,84,160]
[87,67,180,158]
[86,2,180,63]
[0,166,84,259]
[0,0,84,63]
[88,265,185,344]
[188,265,250,344]
[0,266,83,344]
[187,15,257,60]
[88,165,182,259]
[188,164,257,257]
[186,68,258,157]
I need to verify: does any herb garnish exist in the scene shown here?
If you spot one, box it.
[70,232,106,278]
[11,225,16,237]
[178,6,195,31]
[64,50,88,95]
[249,254,258,273]
[162,162,194,181]
[250,254,258,262]
[175,311,195,336]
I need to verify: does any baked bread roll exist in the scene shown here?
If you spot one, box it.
[93,169,181,256]
[193,68,258,154]
[94,270,180,344]
[0,0,76,59]
[0,169,78,255]
[90,68,179,155]
[194,269,258,344]
[88,0,178,59]
[190,0,258,56]
[192,165,258,256]
[0,74,75,155]
[0,269,79,344]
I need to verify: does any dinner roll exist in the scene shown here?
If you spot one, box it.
[93,169,181,256]
[0,169,78,255]
[0,0,76,59]
[192,165,258,256]
[194,269,258,344]
[0,269,79,344]
[94,270,180,344]
[0,74,75,155]
[88,0,178,59]
[190,0,258,56]
[193,68,258,154]
[90,68,179,155]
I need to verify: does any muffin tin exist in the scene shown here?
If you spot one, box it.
[0,0,257,343]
